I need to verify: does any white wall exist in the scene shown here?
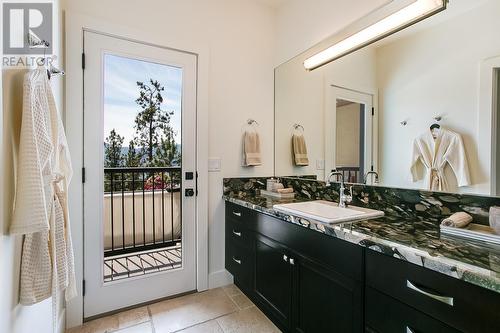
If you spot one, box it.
[376,0,500,194]
[61,0,276,307]
[336,103,361,167]
[1,1,65,333]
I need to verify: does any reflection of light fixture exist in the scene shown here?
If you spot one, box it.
[304,0,447,71]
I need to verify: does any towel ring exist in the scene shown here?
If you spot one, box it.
[293,123,304,131]
[247,119,259,126]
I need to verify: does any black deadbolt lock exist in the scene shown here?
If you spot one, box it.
[185,188,195,197]
[185,172,194,180]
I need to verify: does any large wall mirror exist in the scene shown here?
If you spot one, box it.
[275,0,500,196]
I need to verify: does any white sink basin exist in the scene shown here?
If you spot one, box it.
[273,200,384,224]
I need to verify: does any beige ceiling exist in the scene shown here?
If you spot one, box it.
[252,0,289,9]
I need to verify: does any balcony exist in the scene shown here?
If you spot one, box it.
[103,167,182,282]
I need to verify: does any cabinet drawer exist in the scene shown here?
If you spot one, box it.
[366,250,500,333]
[366,287,460,333]
[225,202,256,223]
[226,216,253,250]
[225,239,253,290]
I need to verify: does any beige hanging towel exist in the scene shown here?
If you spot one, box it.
[10,68,76,323]
[292,134,309,166]
[243,130,262,166]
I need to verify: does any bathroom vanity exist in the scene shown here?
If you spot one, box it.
[223,178,500,333]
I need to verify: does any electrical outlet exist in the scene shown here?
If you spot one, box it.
[208,158,222,172]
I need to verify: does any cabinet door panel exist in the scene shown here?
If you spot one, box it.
[225,240,253,291]
[254,234,293,330]
[366,287,461,333]
[293,257,363,333]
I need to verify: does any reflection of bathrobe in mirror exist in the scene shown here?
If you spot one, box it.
[410,128,470,192]
[9,69,76,312]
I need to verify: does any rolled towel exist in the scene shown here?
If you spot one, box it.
[277,188,294,194]
[272,183,284,191]
[441,212,472,228]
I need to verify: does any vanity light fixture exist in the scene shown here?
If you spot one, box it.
[303,0,447,70]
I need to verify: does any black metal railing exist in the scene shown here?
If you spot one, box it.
[334,166,361,184]
[104,167,182,257]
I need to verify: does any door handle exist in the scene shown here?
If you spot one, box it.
[232,256,242,265]
[406,280,454,306]
[232,230,242,237]
[185,188,195,197]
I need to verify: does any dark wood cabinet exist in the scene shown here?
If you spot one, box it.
[366,250,500,333]
[254,234,293,330]
[225,202,363,333]
[292,255,363,333]
[365,287,460,333]
[224,201,500,333]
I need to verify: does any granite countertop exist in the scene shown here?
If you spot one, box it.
[223,193,500,294]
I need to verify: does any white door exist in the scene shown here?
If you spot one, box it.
[83,31,197,318]
[325,86,374,183]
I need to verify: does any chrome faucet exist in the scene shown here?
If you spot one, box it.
[326,171,352,208]
[364,171,379,184]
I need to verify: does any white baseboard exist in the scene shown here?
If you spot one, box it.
[208,269,233,289]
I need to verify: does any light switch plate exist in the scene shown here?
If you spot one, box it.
[208,158,222,172]
[316,159,325,170]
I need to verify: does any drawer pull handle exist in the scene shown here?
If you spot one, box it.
[232,230,242,237]
[232,256,242,265]
[406,327,415,333]
[406,280,454,306]
[289,258,295,265]
[283,254,288,262]
[232,211,242,217]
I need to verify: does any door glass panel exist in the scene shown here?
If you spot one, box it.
[335,99,365,183]
[102,54,183,282]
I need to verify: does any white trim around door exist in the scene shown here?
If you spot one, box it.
[64,12,209,328]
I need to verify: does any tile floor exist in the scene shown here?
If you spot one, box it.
[67,285,281,333]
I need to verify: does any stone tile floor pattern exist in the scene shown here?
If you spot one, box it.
[66,285,281,333]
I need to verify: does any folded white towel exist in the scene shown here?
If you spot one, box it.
[292,134,309,166]
[441,212,472,228]
[243,130,262,166]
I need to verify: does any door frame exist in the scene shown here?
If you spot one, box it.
[65,12,209,328]
[324,84,377,182]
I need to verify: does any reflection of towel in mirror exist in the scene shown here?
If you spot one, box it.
[243,130,262,166]
[292,134,309,166]
[441,212,472,228]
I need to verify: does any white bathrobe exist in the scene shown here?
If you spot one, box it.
[410,127,470,192]
[10,68,76,310]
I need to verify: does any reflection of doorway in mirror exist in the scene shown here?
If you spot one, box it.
[335,99,365,184]
[325,86,374,185]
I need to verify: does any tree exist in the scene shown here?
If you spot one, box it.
[104,129,124,167]
[153,127,181,167]
[134,79,174,165]
[125,140,141,167]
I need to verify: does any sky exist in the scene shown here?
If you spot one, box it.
[103,54,183,146]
